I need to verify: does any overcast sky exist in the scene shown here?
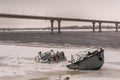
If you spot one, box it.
[0,0,120,28]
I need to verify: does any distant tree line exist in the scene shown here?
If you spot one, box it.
[0,25,119,31]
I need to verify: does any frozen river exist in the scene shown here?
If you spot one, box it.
[0,44,120,80]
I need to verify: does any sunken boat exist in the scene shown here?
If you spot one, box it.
[35,50,66,63]
[67,48,104,70]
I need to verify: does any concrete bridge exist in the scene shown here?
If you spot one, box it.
[0,13,120,34]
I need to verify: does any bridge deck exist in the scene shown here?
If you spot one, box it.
[0,13,120,23]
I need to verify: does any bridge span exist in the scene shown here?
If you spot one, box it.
[0,13,120,33]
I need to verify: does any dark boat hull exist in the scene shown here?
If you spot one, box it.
[67,48,104,70]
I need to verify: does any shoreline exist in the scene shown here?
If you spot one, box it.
[0,41,120,50]
[0,41,93,49]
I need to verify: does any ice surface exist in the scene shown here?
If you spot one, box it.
[0,44,120,80]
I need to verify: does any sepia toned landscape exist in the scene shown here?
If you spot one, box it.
[1,0,120,80]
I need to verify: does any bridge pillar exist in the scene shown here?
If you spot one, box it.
[115,23,118,32]
[50,19,54,34]
[57,20,61,34]
[92,22,96,32]
[98,22,102,32]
